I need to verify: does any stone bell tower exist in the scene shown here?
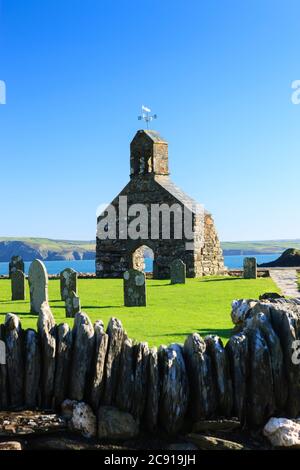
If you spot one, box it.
[130,130,169,177]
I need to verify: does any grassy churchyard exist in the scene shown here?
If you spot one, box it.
[0,276,279,346]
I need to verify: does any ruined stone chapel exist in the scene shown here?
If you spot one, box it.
[96,129,224,279]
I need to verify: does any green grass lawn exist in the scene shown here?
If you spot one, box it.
[0,276,279,347]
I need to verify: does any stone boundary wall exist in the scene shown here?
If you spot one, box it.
[0,298,299,435]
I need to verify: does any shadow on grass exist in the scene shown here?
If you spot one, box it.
[150,327,233,340]
[50,304,121,310]
[201,278,243,283]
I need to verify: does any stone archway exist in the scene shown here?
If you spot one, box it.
[131,245,154,274]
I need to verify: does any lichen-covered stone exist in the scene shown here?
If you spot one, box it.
[9,255,24,278]
[98,406,139,440]
[159,344,189,434]
[60,268,78,301]
[70,401,97,438]
[65,291,81,318]
[28,259,49,314]
[123,269,146,307]
[243,257,257,279]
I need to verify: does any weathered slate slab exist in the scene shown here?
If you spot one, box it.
[246,326,275,428]
[146,346,159,432]
[54,323,73,407]
[69,312,94,401]
[205,335,233,417]
[247,307,288,411]
[131,342,149,420]
[24,329,41,409]
[159,344,189,435]
[225,333,248,422]
[4,314,24,408]
[103,318,124,405]
[115,337,134,413]
[28,259,49,314]
[184,333,217,420]
[37,302,56,408]
[89,321,109,411]
[11,269,26,301]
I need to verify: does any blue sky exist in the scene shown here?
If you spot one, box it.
[0,0,299,241]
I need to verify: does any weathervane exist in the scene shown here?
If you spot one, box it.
[138,105,157,129]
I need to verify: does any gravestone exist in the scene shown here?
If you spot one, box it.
[123,269,146,307]
[65,291,81,318]
[60,268,78,301]
[170,259,186,284]
[28,259,49,314]
[11,270,26,301]
[9,256,24,278]
[243,257,257,279]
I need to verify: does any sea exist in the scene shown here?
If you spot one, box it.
[0,253,280,276]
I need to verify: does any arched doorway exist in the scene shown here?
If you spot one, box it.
[131,245,154,274]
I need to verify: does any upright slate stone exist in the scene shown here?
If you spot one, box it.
[65,291,81,318]
[9,256,24,278]
[37,302,56,408]
[24,329,41,409]
[243,257,257,279]
[28,259,49,314]
[158,344,189,435]
[60,268,78,301]
[54,323,73,407]
[123,269,146,307]
[69,312,94,401]
[184,333,217,420]
[11,270,26,301]
[89,321,109,411]
[170,259,186,284]
[4,314,24,408]
[103,318,125,405]
[146,346,159,432]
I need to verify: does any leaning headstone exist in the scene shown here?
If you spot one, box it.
[170,259,186,284]
[243,257,257,279]
[28,259,48,314]
[65,291,81,318]
[9,256,24,278]
[60,268,78,301]
[11,270,26,301]
[123,269,146,307]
